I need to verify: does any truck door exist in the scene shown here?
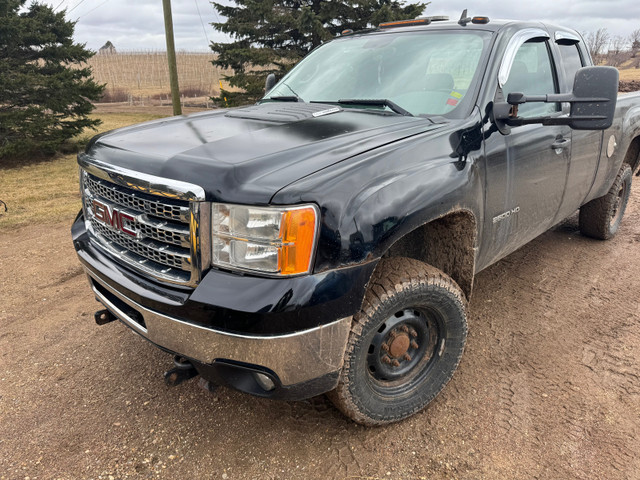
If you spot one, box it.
[552,35,603,219]
[481,34,570,266]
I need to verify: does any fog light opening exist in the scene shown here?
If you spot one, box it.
[254,372,276,391]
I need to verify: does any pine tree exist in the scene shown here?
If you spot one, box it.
[211,0,428,106]
[0,0,104,159]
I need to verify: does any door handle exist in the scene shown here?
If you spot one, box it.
[551,138,571,150]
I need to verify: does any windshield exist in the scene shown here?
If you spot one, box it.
[264,30,491,117]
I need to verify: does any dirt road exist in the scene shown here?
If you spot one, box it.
[1,188,639,480]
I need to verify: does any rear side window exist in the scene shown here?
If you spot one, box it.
[503,39,559,118]
[557,44,584,91]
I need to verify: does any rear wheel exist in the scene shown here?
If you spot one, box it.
[579,164,632,240]
[328,258,467,426]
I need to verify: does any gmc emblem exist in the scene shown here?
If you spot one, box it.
[92,199,137,237]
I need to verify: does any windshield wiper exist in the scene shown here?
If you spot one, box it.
[333,99,413,116]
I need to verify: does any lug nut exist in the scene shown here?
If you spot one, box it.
[382,355,392,364]
[381,343,390,352]
[400,325,409,333]
[392,359,401,367]
[409,328,418,338]
[388,329,398,339]
[403,353,412,362]
[410,340,419,349]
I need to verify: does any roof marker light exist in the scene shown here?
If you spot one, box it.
[379,18,431,29]
[472,16,490,24]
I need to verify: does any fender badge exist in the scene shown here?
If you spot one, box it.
[493,206,520,224]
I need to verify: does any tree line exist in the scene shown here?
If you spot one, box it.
[584,28,640,67]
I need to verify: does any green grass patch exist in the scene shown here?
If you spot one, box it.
[0,112,167,231]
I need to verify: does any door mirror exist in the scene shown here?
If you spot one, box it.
[493,66,619,131]
[567,66,618,129]
[265,73,277,94]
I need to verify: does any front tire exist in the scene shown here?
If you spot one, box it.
[579,164,632,240]
[328,258,467,426]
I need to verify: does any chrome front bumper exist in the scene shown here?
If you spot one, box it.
[87,269,352,386]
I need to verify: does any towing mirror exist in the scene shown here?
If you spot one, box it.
[493,66,619,131]
[265,73,277,94]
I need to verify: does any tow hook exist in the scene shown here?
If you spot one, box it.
[164,355,198,387]
[94,309,116,326]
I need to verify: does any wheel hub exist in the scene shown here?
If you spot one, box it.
[388,333,411,358]
[367,309,437,381]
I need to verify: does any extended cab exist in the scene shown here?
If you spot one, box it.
[72,15,640,425]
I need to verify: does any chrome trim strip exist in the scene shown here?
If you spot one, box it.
[88,269,351,386]
[191,201,211,277]
[498,28,550,87]
[79,154,206,202]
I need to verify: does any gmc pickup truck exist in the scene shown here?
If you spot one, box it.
[72,14,640,425]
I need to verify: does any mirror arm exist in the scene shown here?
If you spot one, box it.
[505,114,609,127]
[507,92,612,105]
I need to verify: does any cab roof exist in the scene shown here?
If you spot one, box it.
[341,18,581,40]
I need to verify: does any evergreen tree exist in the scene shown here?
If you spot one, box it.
[211,0,427,106]
[0,0,104,159]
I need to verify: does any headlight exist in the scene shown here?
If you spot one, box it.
[212,203,319,276]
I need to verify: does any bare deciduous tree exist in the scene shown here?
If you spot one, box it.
[608,35,629,67]
[629,29,640,58]
[584,28,610,64]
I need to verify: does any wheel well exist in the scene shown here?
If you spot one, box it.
[623,136,640,175]
[382,211,477,299]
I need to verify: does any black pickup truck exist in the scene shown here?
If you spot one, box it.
[72,15,640,425]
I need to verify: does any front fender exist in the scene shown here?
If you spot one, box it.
[272,111,486,274]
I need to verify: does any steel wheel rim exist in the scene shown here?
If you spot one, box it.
[365,307,444,396]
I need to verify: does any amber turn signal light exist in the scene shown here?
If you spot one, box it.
[279,207,318,275]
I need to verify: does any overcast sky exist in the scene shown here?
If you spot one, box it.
[40,0,640,52]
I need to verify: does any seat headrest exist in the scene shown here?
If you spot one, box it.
[424,73,454,91]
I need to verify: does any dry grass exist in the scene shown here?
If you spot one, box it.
[619,67,640,82]
[0,112,168,231]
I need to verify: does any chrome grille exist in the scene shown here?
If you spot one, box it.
[91,221,189,269]
[84,174,189,222]
[80,166,207,287]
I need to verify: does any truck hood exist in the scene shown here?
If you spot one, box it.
[85,102,445,204]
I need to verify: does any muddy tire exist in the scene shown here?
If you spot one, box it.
[328,257,467,426]
[579,164,632,240]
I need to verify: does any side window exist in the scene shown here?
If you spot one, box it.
[503,39,559,118]
[557,43,584,91]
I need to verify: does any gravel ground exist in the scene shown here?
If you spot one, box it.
[1,188,639,480]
